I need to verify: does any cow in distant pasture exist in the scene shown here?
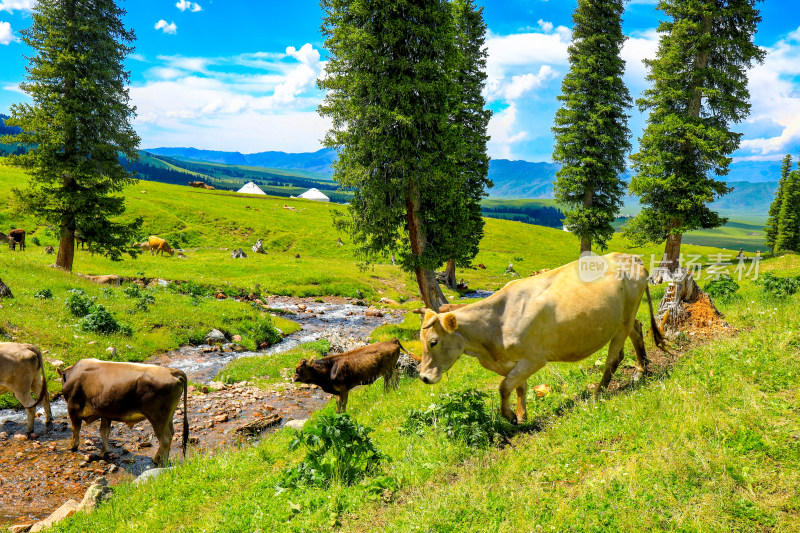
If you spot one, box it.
[75,233,89,250]
[148,236,175,257]
[58,359,188,466]
[0,232,14,249]
[0,342,52,434]
[293,338,410,413]
[134,241,153,252]
[8,229,25,251]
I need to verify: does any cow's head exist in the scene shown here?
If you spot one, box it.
[419,309,465,385]
[57,364,73,384]
[292,358,313,383]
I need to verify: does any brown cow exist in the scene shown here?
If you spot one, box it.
[148,236,175,257]
[58,359,188,466]
[0,343,52,434]
[9,229,25,251]
[75,234,89,250]
[293,338,409,413]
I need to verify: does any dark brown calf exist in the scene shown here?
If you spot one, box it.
[292,338,409,413]
[9,229,25,251]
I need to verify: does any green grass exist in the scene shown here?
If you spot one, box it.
[683,220,767,252]
[218,339,330,386]
[44,255,800,533]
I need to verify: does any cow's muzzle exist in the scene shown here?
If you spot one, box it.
[419,370,441,385]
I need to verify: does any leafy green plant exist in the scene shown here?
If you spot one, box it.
[705,275,740,300]
[80,305,126,335]
[34,288,53,300]
[252,316,282,347]
[135,293,155,311]
[66,289,95,317]
[280,413,385,487]
[755,273,800,298]
[401,389,507,448]
[31,236,41,246]
[123,284,143,298]
[172,280,212,299]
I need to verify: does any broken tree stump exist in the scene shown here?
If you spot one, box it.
[655,268,728,338]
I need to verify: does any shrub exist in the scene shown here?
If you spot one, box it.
[123,284,143,298]
[135,293,155,311]
[704,275,739,300]
[31,236,41,246]
[66,289,95,317]
[80,305,129,335]
[34,288,53,300]
[252,316,282,347]
[755,273,800,298]
[280,414,385,487]
[401,389,507,448]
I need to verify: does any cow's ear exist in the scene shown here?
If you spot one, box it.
[297,358,307,367]
[56,366,65,378]
[422,310,438,330]
[441,313,458,333]
[412,307,426,315]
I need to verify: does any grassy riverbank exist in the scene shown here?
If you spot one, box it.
[46,255,800,532]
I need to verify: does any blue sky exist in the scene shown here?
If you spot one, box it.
[1,0,799,163]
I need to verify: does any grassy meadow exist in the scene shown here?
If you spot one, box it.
[45,256,800,533]
[1,162,798,531]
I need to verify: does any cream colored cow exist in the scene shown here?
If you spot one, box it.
[418,253,666,424]
[0,342,52,434]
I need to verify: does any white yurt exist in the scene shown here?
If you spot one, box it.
[237,182,267,195]
[298,188,330,202]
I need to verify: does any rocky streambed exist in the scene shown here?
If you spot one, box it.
[0,296,405,528]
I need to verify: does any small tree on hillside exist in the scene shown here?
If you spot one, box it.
[2,0,142,271]
[320,0,484,310]
[765,154,793,254]
[776,170,800,253]
[441,0,493,289]
[624,0,765,272]
[552,0,632,255]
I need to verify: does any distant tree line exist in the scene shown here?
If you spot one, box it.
[122,159,208,187]
[481,205,564,229]
[765,154,800,253]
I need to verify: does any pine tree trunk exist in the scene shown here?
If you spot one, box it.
[580,188,593,254]
[406,187,447,311]
[664,230,683,273]
[55,226,75,271]
[443,258,457,290]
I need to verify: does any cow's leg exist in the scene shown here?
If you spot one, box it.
[68,410,82,451]
[515,382,528,423]
[597,330,629,392]
[629,319,649,382]
[99,418,112,458]
[150,417,174,467]
[336,390,348,413]
[499,359,545,424]
[10,384,37,434]
[31,369,52,427]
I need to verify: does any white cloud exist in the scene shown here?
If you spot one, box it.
[273,44,323,104]
[621,28,660,92]
[154,20,177,35]
[130,44,329,152]
[738,30,800,156]
[489,65,558,101]
[176,0,202,12]
[487,104,528,159]
[485,30,570,80]
[0,0,34,13]
[0,20,16,45]
[537,19,553,33]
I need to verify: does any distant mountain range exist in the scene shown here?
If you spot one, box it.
[146,146,780,217]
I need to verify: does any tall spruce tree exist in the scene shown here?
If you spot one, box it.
[776,169,800,253]
[2,0,141,271]
[320,0,484,310]
[624,0,765,271]
[441,0,493,289]
[765,154,793,253]
[552,0,632,255]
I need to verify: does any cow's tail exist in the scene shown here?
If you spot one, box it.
[182,375,189,459]
[396,338,422,363]
[23,346,48,410]
[645,285,668,352]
